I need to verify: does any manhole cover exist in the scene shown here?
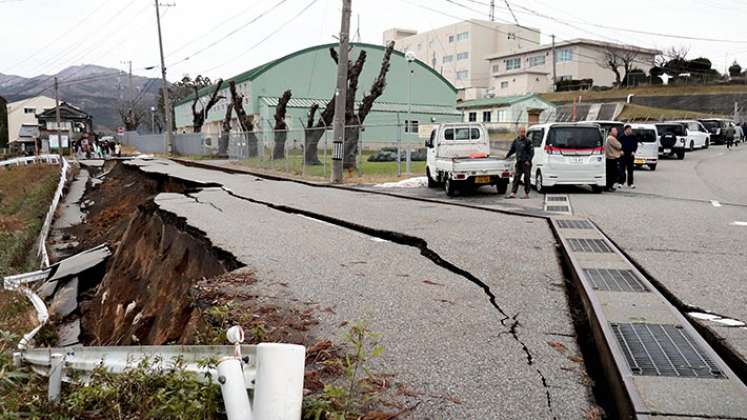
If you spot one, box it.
[584,268,648,292]
[546,196,568,202]
[568,238,613,253]
[546,205,570,213]
[611,323,725,378]
[557,219,593,229]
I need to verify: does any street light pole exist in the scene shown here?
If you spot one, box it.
[154,0,173,154]
[405,51,415,177]
[331,0,352,183]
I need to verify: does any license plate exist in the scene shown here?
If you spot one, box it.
[635,159,645,165]
[568,157,584,164]
[474,176,491,184]
[663,148,671,153]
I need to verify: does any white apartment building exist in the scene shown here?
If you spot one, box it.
[383,20,540,100]
[485,39,660,96]
[6,95,57,143]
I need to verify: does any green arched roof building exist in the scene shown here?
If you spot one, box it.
[174,42,461,141]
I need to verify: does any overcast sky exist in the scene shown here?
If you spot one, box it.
[2,0,746,82]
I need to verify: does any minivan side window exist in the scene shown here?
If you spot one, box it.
[528,129,544,147]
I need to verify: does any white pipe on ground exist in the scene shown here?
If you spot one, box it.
[253,343,306,420]
[217,357,253,420]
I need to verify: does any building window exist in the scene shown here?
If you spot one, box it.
[456,31,469,41]
[457,52,469,60]
[496,109,508,122]
[500,81,509,89]
[404,120,419,133]
[504,57,521,71]
[443,55,453,63]
[556,48,573,63]
[528,55,545,67]
[456,70,469,80]
[492,64,501,73]
[448,35,454,43]
[559,75,573,81]
[24,107,35,114]
[482,111,491,122]
[468,112,477,122]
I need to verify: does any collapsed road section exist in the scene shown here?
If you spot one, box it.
[118,158,600,418]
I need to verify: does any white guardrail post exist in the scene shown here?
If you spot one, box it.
[254,343,306,419]
[48,353,64,401]
[218,357,253,420]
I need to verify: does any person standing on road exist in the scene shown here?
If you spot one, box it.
[506,126,534,199]
[604,127,622,191]
[725,124,735,150]
[619,125,638,189]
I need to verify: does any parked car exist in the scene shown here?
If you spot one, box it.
[526,123,606,193]
[629,123,660,170]
[425,123,513,196]
[655,123,687,159]
[670,120,710,150]
[587,120,625,140]
[699,119,737,145]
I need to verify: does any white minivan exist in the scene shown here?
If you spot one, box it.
[670,120,710,150]
[629,124,660,171]
[526,123,606,193]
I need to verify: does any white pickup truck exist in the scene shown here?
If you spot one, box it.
[425,123,513,197]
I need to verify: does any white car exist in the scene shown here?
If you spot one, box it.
[670,120,710,150]
[425,123,513,197]
[526,123,606,193]
[655,123,688,160]
[629,124,660,171]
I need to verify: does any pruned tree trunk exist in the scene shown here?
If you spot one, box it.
[218,102,233,158]
[343,41,395,170]
[228,80,258,157]
[192,79,224,133]
[304,97,336,165]
[272,90,292,160]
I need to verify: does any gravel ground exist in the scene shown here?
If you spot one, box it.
[126,159,596,419]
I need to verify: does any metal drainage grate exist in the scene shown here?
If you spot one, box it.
[546,205,571,213]
[611,323,725,379]
[557,219,593,229]
[568,238,613,253]
[584,268,649,292]
[546,196,568,202]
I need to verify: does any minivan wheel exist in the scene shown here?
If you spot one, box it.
[676,149,685,160]
[535,170,545,193]
[690,140,695,151]
[705,140,710,149]
[649,163,657,171]
[445,178,457,197]
[591,185,603,194]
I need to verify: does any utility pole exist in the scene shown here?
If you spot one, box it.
[54,77,62,158]
[551,34,557,91]
[154,0,174,154]
[331,0,351,183]
[489,0,495,21]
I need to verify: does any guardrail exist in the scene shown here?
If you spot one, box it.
[13,339,306,420]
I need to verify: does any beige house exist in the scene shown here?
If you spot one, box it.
[485,39,660,96]
[457,94,556,130]
[6,95,57,144]
[383,20,540,100]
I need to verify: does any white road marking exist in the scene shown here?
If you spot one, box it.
[711,200,722,207]
[730,221,747,227]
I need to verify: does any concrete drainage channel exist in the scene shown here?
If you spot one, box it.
[550,215,747,419]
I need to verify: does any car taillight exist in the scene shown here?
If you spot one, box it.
[591,146,603,155]
[544,145,561,155]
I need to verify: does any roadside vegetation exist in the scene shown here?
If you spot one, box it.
[540,83,747,103]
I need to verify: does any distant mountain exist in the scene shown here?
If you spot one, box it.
[0,65,163,132]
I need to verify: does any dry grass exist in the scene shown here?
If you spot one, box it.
[617,103,715,121]
[540,84,747,103]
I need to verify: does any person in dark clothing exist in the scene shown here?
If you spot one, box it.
[618,125,638,188]
[505,127,534,199]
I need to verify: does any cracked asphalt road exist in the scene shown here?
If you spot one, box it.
[125,159,596,419]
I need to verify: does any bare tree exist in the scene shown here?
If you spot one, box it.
[191,79,224,133]
[119,105,146,131]
[228,81,259,157]
[272,90,292,160]
[218,101,233,158]
[598,47,640,87]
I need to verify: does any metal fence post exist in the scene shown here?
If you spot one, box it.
[406,145,412,177]
[396,113,402,177]
[217,357,253,420]
[48,353,64,402]
[298,118,307,177]
[253,343,305,420]
[321,120,328,178]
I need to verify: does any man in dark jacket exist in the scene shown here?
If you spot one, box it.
[506,127,534,198]
[618,125,638,188]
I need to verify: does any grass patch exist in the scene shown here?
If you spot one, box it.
[617,103,714,121]
[0,164,60,277]
[540,84,747,103]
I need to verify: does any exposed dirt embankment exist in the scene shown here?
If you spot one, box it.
[77,163,243,345]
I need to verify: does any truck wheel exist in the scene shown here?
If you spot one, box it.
[676,150,685,160]
[496,179,508,195]
[649,163,657,171]
[535,170,545,193]
[445,178,457,197]
[426,167,439,188]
